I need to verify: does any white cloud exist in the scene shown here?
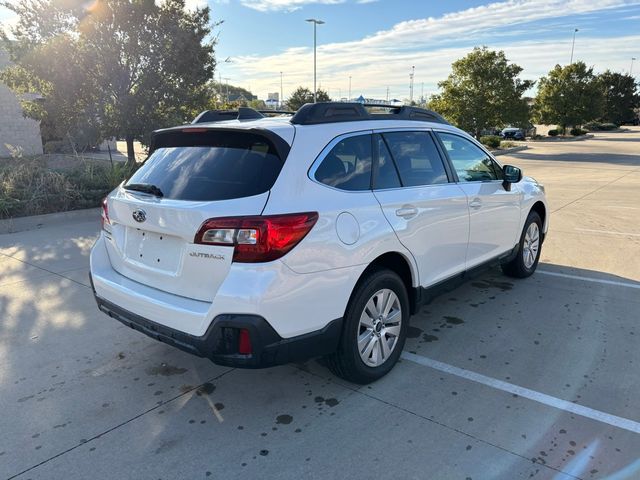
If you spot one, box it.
[240,0,345,12]
[186,0,209,8]
[225,0,640,99]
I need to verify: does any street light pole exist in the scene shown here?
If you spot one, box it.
[280,71,283,108]
[409,65,415,103]
[570,28,578,64]
[631,57,637,76]
[306,18,325,103]
[348,75,352,101]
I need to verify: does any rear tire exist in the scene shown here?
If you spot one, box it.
[502,211,542,278]
[325,268,409,384]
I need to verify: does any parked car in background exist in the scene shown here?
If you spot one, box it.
[500,127,525,140]
[90,103,548,384]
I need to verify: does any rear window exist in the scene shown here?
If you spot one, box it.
[126,130,285,201]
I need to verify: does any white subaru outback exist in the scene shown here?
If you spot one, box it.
[90,103,548,384]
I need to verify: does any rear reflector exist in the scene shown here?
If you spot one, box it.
[238,328,252,355]
[194,212,318,263]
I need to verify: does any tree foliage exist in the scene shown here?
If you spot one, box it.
[596,70,638,125]
[429,47,534,138]
[286,86,330,111]
[533,62,602,130]
[1,0,216,163]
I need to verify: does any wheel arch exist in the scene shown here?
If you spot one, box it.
[350,252,420,315]
[530,201,547,239]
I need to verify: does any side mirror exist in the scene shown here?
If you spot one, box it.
[502,165,522,191]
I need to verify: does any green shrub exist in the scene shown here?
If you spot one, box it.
[531,134,543,140]
[500,141,516,149]
[555,126,566,135]
[583,121,602,131]
[480,135,501,148]
[548,129,559,137]
[43,140,74,154]
[583,121,618,131]
[570,127,587,136]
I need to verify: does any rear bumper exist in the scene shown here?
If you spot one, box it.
[92,282,342,368]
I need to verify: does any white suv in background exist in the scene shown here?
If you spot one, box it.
[90,103,548,384]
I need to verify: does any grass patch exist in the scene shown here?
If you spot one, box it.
[0,155,137,219]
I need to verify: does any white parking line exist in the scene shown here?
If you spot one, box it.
[537,270,640,290]
[401,352,640,434]
[575,227,640,237]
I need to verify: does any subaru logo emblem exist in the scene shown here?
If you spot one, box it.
[132,209,146,223]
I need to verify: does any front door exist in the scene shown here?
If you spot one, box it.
[435,131,521,269]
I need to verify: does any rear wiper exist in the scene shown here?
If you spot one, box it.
[124,183,164,197]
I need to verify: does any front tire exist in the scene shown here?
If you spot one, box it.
[325,268,409,384]
[502,211,543,278]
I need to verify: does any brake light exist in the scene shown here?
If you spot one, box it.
[238,328,252,354]
[194,212,319,263]
[101,198,111,232]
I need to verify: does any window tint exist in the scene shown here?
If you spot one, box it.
[315,134,372,191]
[126,133,283,201]
[437,132,502,182]
[374,135,401,189]
[381,131,448,187]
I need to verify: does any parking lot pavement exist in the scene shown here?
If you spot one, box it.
[1,128,639,480]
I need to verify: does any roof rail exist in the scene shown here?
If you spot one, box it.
[192,108,295,124]
[289,102,449,126]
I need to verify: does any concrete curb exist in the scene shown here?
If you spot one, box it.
[493,145,528,156]
[0,208,100,235]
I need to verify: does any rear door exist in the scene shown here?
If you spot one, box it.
[103,128,290,302]
[435,131,521,268]
[372,130,470,287]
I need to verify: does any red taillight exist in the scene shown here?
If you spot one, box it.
[194,212,318,263]
[238,328,252,355]
[101,197,111,231]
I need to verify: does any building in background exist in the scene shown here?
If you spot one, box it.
[0,48,43,157]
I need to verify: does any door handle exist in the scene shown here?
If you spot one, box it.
[469,198,482,209]
[395,206,418,219]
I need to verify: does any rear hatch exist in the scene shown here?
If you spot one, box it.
[102,127,292,302]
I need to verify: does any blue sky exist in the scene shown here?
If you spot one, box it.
[1,0,639,100]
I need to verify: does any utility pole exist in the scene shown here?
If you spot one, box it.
[386,86,389,103]
[280,71,283,108]
[570,28,578,64]
[420,82,424,105]
[631,57,637,76]
[409,65,415,103]
[306,18,325,103]
[348,75,352,101]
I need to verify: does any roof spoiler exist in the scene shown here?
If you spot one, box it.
[289,102,449,126]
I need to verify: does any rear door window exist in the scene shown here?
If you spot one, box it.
[314,134,373,191]
[381,131,449,187]
[125,131,285,201]
[373,135,401,190]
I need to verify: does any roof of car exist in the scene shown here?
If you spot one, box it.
[154,104,462,147]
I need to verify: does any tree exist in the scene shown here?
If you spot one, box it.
[0,1,100,149]
[286,87,330,111]
[533,62,602,131]
[1,0,216,164]
[428,47,534,138]
[597,71,638,125]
